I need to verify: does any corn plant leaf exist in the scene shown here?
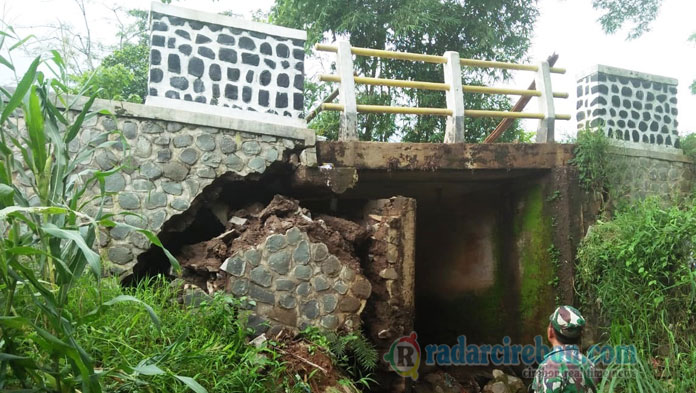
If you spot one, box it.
[0,316,31,329]
[42,223,101,277]
[66,95,97,143]
[8,34,34,52]
[175,375,208,393]
[0,56,39,124]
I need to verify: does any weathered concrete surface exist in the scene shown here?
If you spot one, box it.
[317,142,574,171]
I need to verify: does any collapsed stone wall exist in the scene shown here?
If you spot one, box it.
[176,195,373,334]
[11,98,316,274]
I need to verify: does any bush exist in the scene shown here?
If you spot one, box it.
[576,196,696,391]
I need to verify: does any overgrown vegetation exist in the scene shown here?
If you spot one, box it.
[0,30,376,392]
[577,197,696,392]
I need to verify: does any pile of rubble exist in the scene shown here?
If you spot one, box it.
[174,195,373,334]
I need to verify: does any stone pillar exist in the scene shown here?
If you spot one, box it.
[146,2,307,127]
[576,65,680,149]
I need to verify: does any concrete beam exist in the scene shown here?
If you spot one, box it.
[316,141,575,171]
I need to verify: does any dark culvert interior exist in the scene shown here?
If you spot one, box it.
[129,165,558,390]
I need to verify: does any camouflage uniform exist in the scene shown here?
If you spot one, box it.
[531,306,599,393]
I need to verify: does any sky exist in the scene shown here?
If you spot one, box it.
[1,0,695,139]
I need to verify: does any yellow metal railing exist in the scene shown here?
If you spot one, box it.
[313,41,569,143]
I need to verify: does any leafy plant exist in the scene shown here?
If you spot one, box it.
[576,196,696,391]
[0,29,178,392]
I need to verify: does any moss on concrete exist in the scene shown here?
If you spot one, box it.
[515,184,556,342]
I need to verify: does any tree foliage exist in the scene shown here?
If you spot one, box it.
[271,0,539,142]
[592,0,663,39]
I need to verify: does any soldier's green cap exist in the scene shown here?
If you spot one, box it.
[549,305,586,338]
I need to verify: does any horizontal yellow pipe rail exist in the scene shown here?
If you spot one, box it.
[322,103,453,116]
[462,85,569,99]
[322,103,571,120]
[315,44,566,74]
[320,74,569,98]
[320,74,450,91]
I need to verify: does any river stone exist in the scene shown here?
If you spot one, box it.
[96,151,118,170]
[125,214,147,228]
[268,250,291,274]
[321,315,339,330]
[242,141,261,155]
[312,276,330,292]
[333,280,349,295]
[293,265,312,281]
[108,246,133,265]
[141,161,163,180]
[278,294,296,309]
[296,282,311,296]
[157,149,172,162]
[144,192,167,209]
[101,117,117,131]
[245,249,262,266]
[162,181,183,195]
[322,294,338,313]
[154,135,170,145]
[180,148,199,165]
[110,224,131,240]
[122,121,138,139]
[225,154,244,171]
[202,152,222,167]
[149,210,167,230]
[135,138,152,158]
[163,162,189,181]
[266,234,287,252]
[286,227,302,244]
[196,134,216,151]
[352,278,372,299]
[301,300,319,319]
[321,255,341,277]
[379,267,399,280]
[249,284,275,304]
[293,240,310,264]
[173,134,193,147]
[130,232,151,250]
[167,122,184,132]
[263,148,279,162]
[250,266,272,287]
[248,157,266,173]
[220,136,237,153]
[221,255,246,276]
[142,121,163,134]
[340,266,356,282]
[311,243,329,261]
[338,296,361,313]
[118,192,140,210]
[276,279,297,291]
[197,167,216,178]
[231,279,249,296]
[104,173,126,192]
[171,198,190,211]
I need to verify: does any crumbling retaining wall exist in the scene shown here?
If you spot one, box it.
[13,97,316,274]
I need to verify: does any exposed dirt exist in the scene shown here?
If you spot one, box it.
[175,194,370,293]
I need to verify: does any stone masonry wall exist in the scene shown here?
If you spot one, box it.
[610,147,695,201]
[577,65,680,148]
[148,3,306,122]
[221,228,372,334]
[11,97,317,274]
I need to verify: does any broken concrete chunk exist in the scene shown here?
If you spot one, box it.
[228,216,248,227]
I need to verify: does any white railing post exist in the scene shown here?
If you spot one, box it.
[535,61,556,143]
[443,51,465,143]
[336,41,358,141]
